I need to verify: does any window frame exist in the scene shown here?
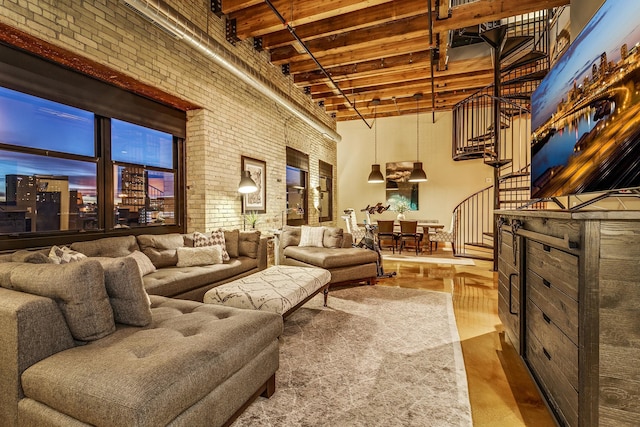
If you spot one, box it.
[0,44,186,251]
[318,160,334,223]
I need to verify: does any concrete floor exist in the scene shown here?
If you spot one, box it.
[377,248,557,426]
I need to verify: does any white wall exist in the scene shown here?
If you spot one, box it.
[337,111,493,226]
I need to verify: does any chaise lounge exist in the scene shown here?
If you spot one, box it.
[278,225,378,286]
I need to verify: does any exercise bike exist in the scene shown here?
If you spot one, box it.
[355,204,396,279]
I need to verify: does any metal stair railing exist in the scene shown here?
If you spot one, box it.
[452,185,494,260]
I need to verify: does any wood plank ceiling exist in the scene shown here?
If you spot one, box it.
[220,0,570,122]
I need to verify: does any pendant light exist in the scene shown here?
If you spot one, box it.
[238,170,258,193]
[408,93,428,182]
[367,98,385,183]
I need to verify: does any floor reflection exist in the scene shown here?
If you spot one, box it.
[377,248,555,426]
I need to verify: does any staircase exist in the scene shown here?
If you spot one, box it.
[450,8,561,262]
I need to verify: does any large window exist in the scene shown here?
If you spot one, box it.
[112,120,176,228]
[286,148,309,225]
[0,87,98,234]
[0,44,185,248]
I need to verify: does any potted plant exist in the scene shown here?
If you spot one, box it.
[244,211,260,229]
[393,198,410,221]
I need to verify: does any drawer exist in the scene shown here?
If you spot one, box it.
[526,299,578,390]
[527,269,579,345]
[527,240,579,301]
[526,325,579,427]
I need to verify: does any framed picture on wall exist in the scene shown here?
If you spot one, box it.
[385,161,419,210]
[241,156,266,213]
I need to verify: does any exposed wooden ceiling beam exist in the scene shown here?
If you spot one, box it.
[260,0,427,49]
[269,14,431,65]
[227,0,395,39]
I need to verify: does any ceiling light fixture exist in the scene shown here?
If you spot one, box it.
[367,98,385,183]
[408,93,428,183]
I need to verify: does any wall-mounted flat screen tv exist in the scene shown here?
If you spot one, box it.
[530,0,640,199]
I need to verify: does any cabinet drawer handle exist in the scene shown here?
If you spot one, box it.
[543,348,552,360]
[508,273,518,315]
[543,313,551,324]
[543,279,551,288]
[543,244,551,252]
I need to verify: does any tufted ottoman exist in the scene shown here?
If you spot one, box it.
[203,265,331,318]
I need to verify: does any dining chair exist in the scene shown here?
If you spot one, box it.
[342,209,366,244]
[398,220,421,255]
[429,215,456,253]
[376,220,398,253]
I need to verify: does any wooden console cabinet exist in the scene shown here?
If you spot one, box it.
[496,210,640,427]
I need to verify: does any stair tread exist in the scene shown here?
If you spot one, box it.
[502,51,547,72]
[501,35,533,59]
[499,186,530,192]
[465,242,494,249]
[502,69,548,85]
[499,171,530,180]
[456,253,493,261]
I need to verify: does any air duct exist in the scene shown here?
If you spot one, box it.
[122,0,341,143]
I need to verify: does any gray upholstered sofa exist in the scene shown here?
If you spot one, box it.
[1,230,267,302]
[0,230,279,426]
[0,247,282,426]
[279,225,378,286]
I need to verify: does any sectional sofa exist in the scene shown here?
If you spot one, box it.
[0,229,281,427]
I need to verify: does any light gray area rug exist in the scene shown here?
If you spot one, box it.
[233,285,472,426]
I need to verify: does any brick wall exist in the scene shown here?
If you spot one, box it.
[0,0,338,232]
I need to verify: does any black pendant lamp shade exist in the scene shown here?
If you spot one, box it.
[408,93,427,183]
[367,98,385,183]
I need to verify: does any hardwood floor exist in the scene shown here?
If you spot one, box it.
[377,247,556,427]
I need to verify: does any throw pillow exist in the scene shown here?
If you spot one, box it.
[298,226,325,247]
[49,245,87,264]
[136,234,184,268]
[126,250,156,276]
[94,257,152,327]
[239,230,261,258]
[224,229,240,258]
[192,230,230,261]
[0,260,115,341]
[176,246,223,267]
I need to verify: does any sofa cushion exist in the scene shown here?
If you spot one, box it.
[20,296,283,427]
[92,257,153,327]
[127,250,156,276]
[71,235,140,258]
[0,260,115,341]
[299,226,325,247]
[224,229,240,258]
[283,246,378,269]
[239,230,261,258]
[143,258,258,297]
[11,249,52,264]
[176,246,223,267]
[137,234,185,268]
[280,225,301,249]
[323,227,344,248]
